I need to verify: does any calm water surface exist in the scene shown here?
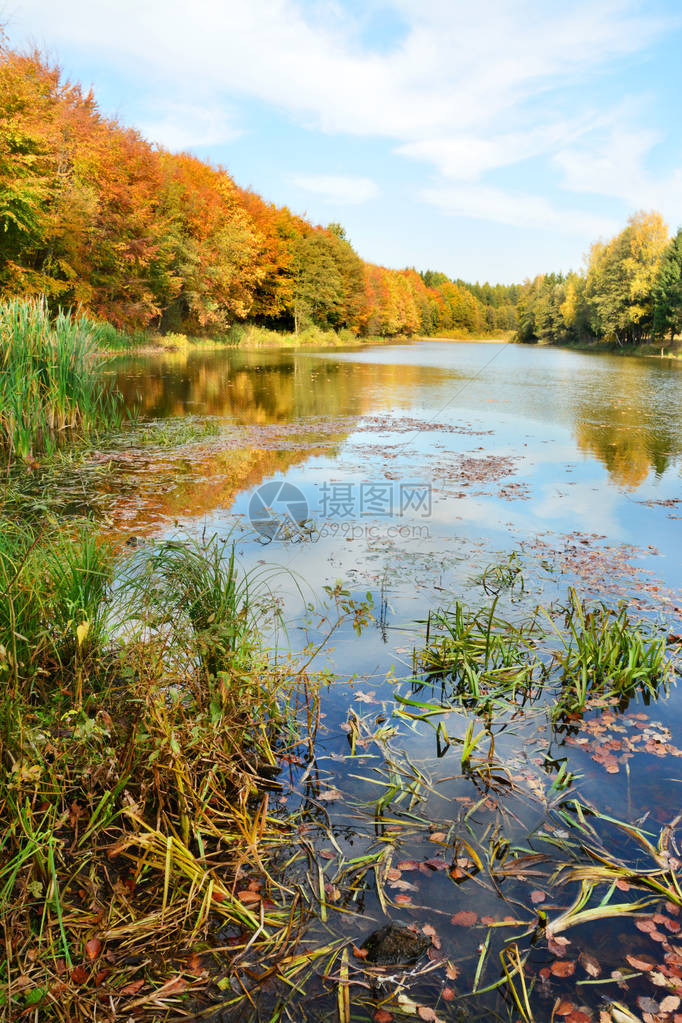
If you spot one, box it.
[103,341,681,1021]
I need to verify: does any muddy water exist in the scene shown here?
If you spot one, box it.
[103,341,681,1022]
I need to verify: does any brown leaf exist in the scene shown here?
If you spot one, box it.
[550,960,576,978]
[237,890,261,904]
[352,945,369,959]
[579,951,601,978]
[555,1000,575,1017]
[119,979,145,996]
[373,1011,393,1023]
[85,938,102,961]
[446,961,459,980]
[394,894,413,906]
[417,1008,437,1022]
[396,860,420,871]
[429,832,446,843]
[71,965,89,985]
[450,911,477,927]
[566,1012,591,1023]
[626,953,656,972]
[661,995,681,1012]
[442,986,456,1002]
[531,890,546,905]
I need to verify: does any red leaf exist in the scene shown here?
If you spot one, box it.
[450,911,477,927]
[373,1011,393,1023]
[352,945,369,959]
[531,890,546,905]
[555,1001,575,1017]
[442,986,456,1002]
[85,938,102,961]
[550,960,576,978]
[71,965,89,985]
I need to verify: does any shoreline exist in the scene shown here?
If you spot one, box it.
[526,338,682,362]
[100,331,511,357]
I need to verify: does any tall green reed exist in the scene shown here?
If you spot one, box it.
[0,296,122,460]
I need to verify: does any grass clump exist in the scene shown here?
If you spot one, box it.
[0,524,322,1019]
[413,579,675,717]
[0,297,123,461]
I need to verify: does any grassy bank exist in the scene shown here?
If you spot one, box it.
[517,335,682,361]
[0,299,123,461]
[0,523,324,1020]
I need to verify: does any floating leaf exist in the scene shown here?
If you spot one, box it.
[451,911,477,927]
[550,960,576,978]
[626,953,656,972]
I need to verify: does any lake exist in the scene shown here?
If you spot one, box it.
[101,340,682,1021]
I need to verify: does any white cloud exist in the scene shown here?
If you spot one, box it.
[136,102,243,151]
[8,0,680,237]
[420,183,618,238]
[554,126,682,224]
[290,174,379,205]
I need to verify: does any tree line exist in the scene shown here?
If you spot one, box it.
[0,42,518,339]
[517,211,682,347]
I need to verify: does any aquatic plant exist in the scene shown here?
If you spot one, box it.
[414,585,674,718]
[0,297,122,460]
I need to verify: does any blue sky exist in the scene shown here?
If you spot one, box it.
[6,0,682,284]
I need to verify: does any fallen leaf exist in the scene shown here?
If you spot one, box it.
[531,890,546,905]
[429,832,446,843]
[85,938,102,961]
[373,1010,393,1023]
[551,960,576,978]
[71,965,88,985]
[556,1000,575,1016]
[352,945,369,959]
[119,979,145,996]
[417,1008,436,1022]
[237,890,261,905]
[451,911,477,927]
[626,953,656,972]
[446,962,459,981]
[579,951,601,978]
[661,995,681,1012]
[442,987,455,1002]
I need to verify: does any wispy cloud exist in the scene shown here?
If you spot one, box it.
[136,102,243,150]
[10,0,681,240]
[420,183,618,237]
[291,174,379,205]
